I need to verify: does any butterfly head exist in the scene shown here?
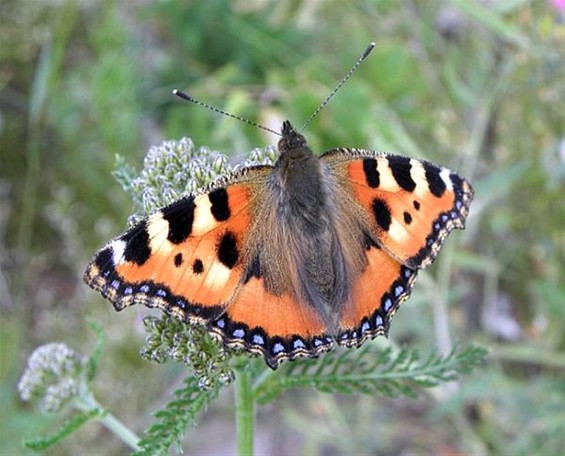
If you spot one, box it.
[278,121,311,160]
[274,120,324,204]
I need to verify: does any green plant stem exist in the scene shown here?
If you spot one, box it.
[75,392,141,451]
[235,369,254,456]
[15,45,48,302]
[98,410,142,452]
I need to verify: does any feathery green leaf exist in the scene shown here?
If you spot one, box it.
[23,409,103,451]
[133,375,220,456]
[254,345,487,404]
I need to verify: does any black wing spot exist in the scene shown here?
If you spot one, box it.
[174,253,183,267]
[423,162,446,197]
[217,232,239,269]
[372,198,392,232]
[122,222,151,265]
[209,188,230,221]
[362,158,380,188]
[192,258,204,274]
[413,200,421,210]
[403,211,412,225]
[162,196,195,244]
[389,156,416,192]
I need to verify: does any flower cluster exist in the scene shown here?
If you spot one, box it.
[130,138,229,212]
[18,343,88,412]
[141,315,234,389]
[237,145,278,168]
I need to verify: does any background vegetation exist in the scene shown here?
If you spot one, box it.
[1,0,563,455]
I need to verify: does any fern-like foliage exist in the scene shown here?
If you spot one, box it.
[254,344,487,404]
[23,409,104,451]
[132,375,220,456]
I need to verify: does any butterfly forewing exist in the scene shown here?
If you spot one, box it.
[322,149,473,269]
[84,176,265,324]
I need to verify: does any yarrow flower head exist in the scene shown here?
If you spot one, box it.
[18,343,88,413]
[238,145,278,168]
[141,315,235,389]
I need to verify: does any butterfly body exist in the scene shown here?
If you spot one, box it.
[257,122,358,328]
[85,120,473,369]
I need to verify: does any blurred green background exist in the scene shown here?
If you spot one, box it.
[1,0,563,455]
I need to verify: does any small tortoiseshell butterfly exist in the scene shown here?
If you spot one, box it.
[84,46,473,369]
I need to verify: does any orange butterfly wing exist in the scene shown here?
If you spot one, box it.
[336,239,418,347]
[323,149,473,269]
[209,275,333,369]
[322,149,473,344]
[84,168,269,324]
[84,165,333,368]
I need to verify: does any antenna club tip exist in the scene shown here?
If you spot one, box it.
[173,89,192,102]
[362,42,376,59]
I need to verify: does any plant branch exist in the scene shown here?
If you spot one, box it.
[235,369,255,456]
[75,392,141,452]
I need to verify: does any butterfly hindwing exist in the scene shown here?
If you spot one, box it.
[336,239,418,347]
[83,167,271,324]
[209,275,333,369]
[322,149,473,269]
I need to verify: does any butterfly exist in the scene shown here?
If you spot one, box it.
[84,117,473,369]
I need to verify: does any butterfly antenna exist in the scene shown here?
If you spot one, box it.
[299,42,376,133]
[172,89,282,137]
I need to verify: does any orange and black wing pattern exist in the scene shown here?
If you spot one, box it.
[209,270,334,369]
[84,175,263,325]
[335,236,418,348]
[323,149,472,346]
[323,149,473,269]
[84,166,333,368]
